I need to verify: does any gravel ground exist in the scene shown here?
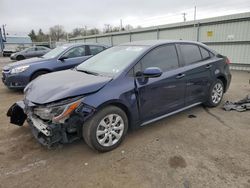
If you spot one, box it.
[0,57,250,188]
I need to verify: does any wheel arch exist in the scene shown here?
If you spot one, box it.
[16,54,25,59]
[30,69,51,81]
[216,75,227,92]
[96,100,133,130]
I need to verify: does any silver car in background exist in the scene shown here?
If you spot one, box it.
[10,46,51,61]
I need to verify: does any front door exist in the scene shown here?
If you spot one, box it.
[56,45,91,71]
[135,44,186,123]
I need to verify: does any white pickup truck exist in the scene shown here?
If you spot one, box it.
[3,35,32,56]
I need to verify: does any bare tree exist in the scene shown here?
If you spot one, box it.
[49,25,66,41]
[70,28,85,38]
[124,24,133,31]
[88,28,100,35]
[103,24,112,33]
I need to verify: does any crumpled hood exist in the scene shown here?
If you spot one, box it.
[3,57,52,70]
[25,70,112,104]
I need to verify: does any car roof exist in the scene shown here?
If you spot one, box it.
[120,40,205,47]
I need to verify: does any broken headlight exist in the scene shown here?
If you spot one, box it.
[33,98,82,123]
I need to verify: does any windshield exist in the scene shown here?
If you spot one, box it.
[42,46,68,59]
[76,45,147,76]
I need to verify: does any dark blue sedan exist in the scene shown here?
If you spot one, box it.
[7,40,231,152]
[2,43,108,89]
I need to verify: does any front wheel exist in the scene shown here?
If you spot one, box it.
[204,79,224,107]
[83,106,128,152]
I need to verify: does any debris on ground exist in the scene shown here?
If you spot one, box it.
[188,114,197,118]
[223,95,250,112]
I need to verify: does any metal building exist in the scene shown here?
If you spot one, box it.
[69,12,250,69]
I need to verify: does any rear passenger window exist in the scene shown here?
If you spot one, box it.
[89,46,104,55]
[139,45,179,72]
[180,44,202,65]
[200,47,210,60]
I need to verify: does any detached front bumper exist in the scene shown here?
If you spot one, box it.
[7,100,95,147]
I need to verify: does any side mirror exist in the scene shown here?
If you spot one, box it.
[142,67,162,78]
[58,56,68,61]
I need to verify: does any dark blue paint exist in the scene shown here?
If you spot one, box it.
[7,40,231,146]
[23,40,231,128]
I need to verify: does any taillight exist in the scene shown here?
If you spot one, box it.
[225,57,231,64]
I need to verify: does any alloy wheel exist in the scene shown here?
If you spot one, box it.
[211,82,223,104]
[96,114,124,147]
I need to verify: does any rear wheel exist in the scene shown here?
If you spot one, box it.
[204,79,224,107]
[31,70,49,81]
[16,55,25,61]
[83,106,128,152]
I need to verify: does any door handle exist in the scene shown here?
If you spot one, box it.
[176,73,185,79]
[206,64,212,69]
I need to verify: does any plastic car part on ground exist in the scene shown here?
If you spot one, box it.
[223,95,250,112]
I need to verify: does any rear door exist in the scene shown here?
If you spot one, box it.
[178,43,213,106]
[56,45,91,70]
[135,44,186,123]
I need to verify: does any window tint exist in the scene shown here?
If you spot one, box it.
[63,46,85,58]
[200,47,210,60]
[139,45,179,72]
[89,46,104,55]
[180,44,202,65]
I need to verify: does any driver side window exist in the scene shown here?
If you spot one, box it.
[63,46,86,58]
[133,44,179,75]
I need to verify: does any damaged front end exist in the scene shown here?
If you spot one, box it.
[7,97,95,147]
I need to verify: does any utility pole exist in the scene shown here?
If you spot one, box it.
[66,33,69,41]
[0,28,4,56]
[120,19,122,30]
[84,25,87,36]
[2,24,6,40]
[182,13,187,22]
[194,6,197,22]
[49,35,51,48]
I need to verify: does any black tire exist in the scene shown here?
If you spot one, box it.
[204,79,224,107]
[31,70,49,81]
[16,55,25,61]
[83,106,128,152]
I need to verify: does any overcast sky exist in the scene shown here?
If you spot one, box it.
[0,0,250,35]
